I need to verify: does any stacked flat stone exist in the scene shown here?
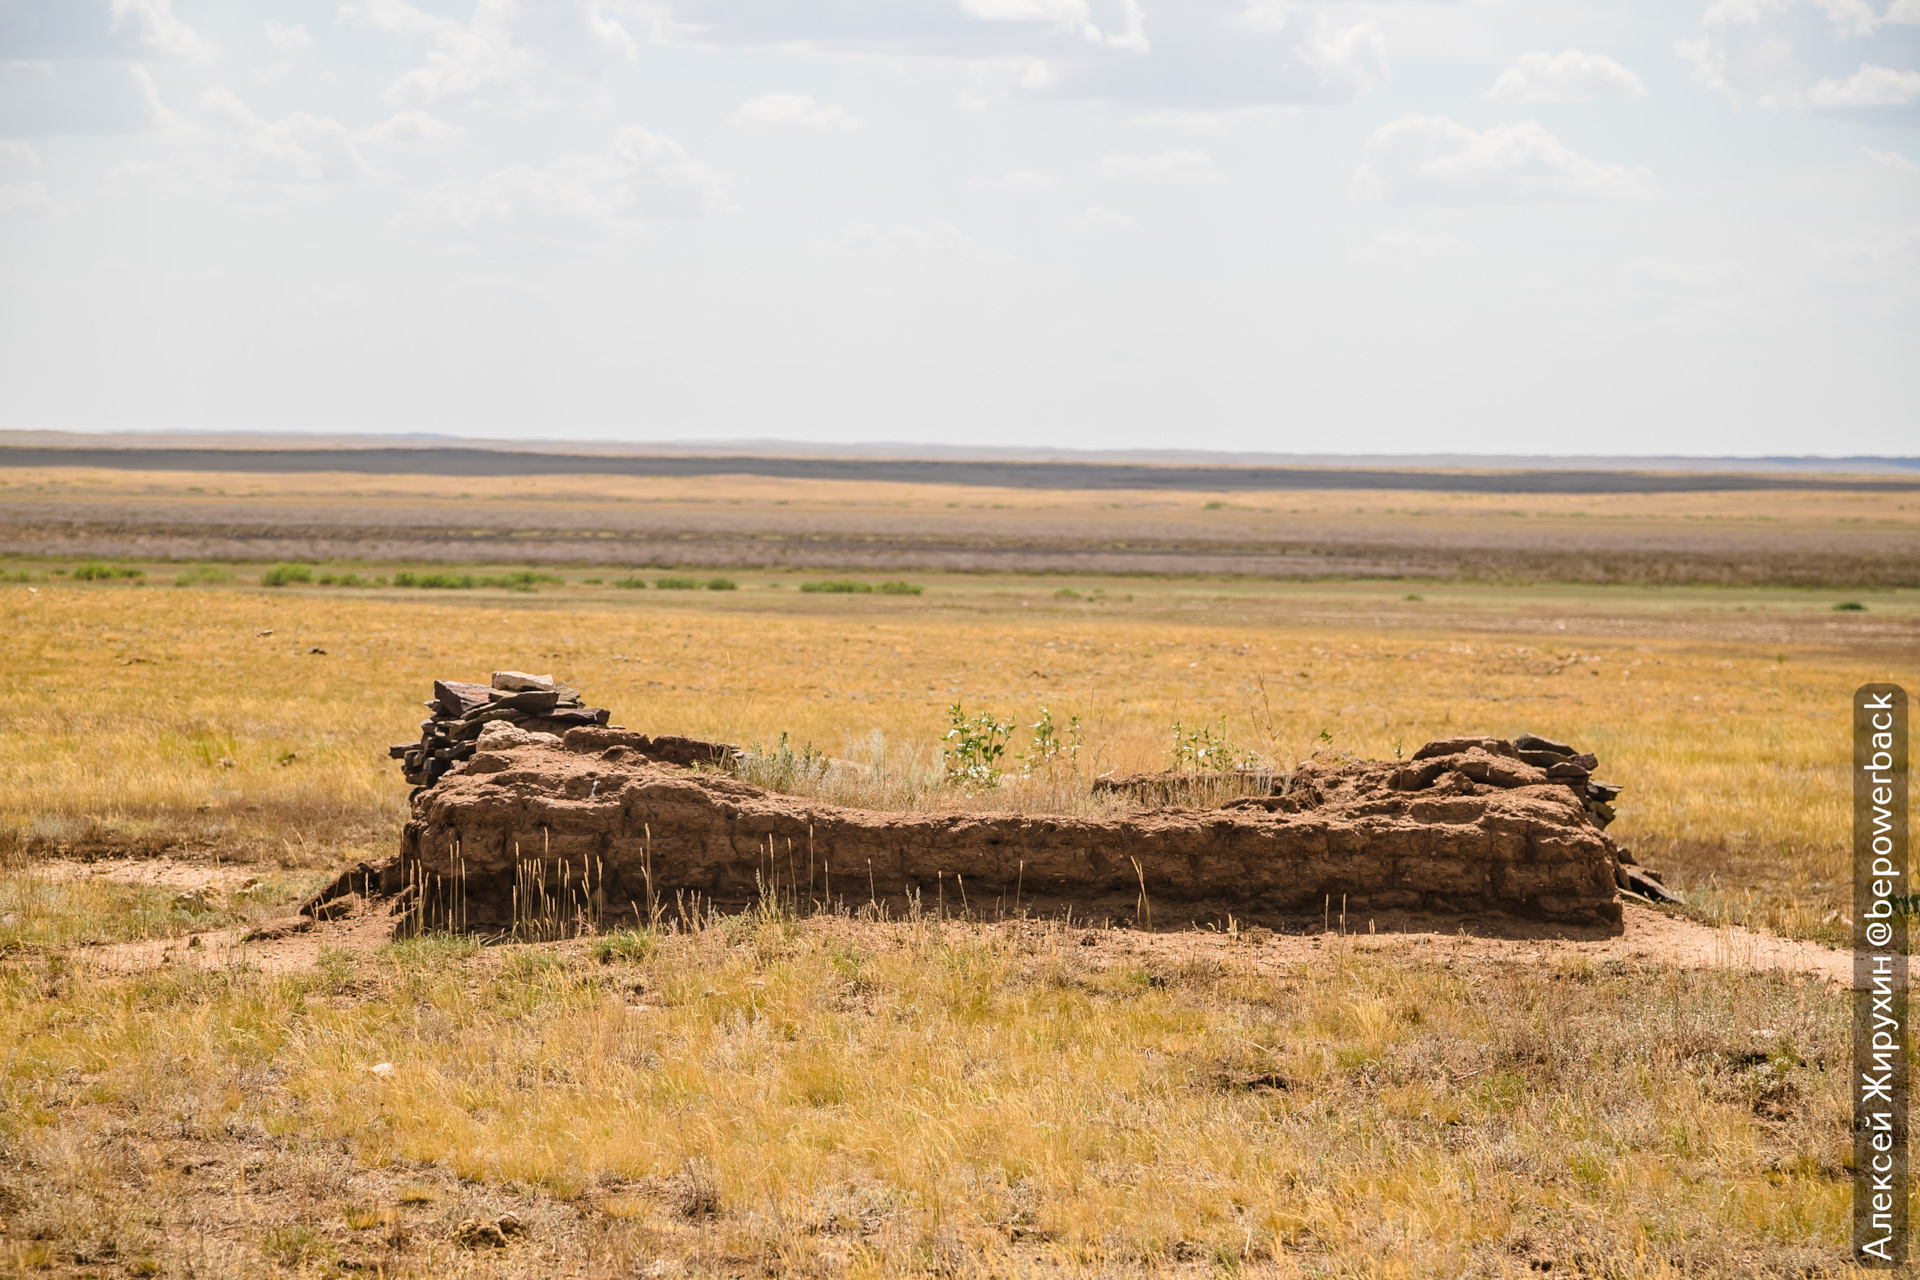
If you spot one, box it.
[1390,732,1622,827]
[389,670,612,789]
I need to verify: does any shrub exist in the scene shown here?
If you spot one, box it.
[655,576,699,590]
[878,580,922,595]
[582,577,604,585]
[944,704,1013,787]
[739,732,829,794]
[1834,601,1868,612]
[613,576,647,588]
[173,566,232,588]
[1,569,43,584]
[72,563,144,581]
[259,563,313,587]
[705,577,738,591]
[1054,587,1081,600]
[477,571,563,592]
[1168,718,1257,772]
[316,572,370,587]
[800,580,872,594]
[392,571,475,589]
[1021,705,1082,775]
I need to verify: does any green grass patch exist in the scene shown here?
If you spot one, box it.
[477,571,564,592]
[392,571,475,589]
[72,563,145,581]
[259,563,313,587]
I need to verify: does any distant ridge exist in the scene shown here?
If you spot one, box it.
[0,429,1915,476]
[1,438,1915,494]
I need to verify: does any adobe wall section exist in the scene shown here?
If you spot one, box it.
[398,729,1625,929]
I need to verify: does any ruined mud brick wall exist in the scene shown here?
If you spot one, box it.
[396,728,1625,928]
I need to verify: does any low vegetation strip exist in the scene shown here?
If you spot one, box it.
[7,520,1913,587]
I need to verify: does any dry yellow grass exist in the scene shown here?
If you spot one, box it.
[0,572,1909,1275]
[0,915,1857,1276]
[1,576,1911,936]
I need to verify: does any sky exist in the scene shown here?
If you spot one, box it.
[0,0,1916,456]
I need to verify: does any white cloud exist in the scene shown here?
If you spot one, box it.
[344,0,638,109]
[109,0,218,62]
[395,125,732,247]
[1626,258,1745,293]
[972,168,1061,189]
[1130,106,1283,134]
[642,0,1384,110]
[958,0,1149,52]
[192,87,365,184]
[1487,50,1646,102]
[1296,15,1387,98]
[0,140,41,167]
[264,20,313,52]
[839,219,1007,262]
[1356,228,1475,259]
[1867,146,1920,171]
[1062,204,1136,229]
[1807,64,1920,107]
[728,93,863,133]
[1091,149,1225,184]
[1353,114,1660,205]
[357,110,463,150]
[1810,226,1920,291]
[103,79,364,200]
[0,180,58,215]
[1676,0,1913,108]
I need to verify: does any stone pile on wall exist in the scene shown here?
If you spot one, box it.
[388,671,612,789]
[1391,733,1623,828]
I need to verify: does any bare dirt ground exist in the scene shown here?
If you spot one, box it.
[65,854,1849,987]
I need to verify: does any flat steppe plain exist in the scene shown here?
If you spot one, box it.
[2,465,1916,584]
[0,466,1914,1276]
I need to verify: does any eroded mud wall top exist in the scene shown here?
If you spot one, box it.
[399,729,1624,929]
